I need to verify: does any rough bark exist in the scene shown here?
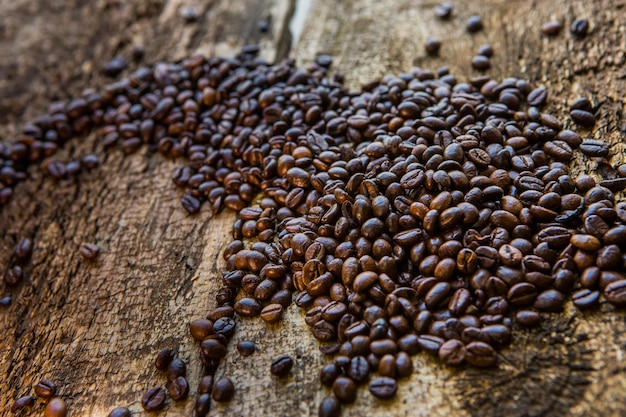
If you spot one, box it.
[1,0,626,416]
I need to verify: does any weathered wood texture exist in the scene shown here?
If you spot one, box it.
[1,0,625,416]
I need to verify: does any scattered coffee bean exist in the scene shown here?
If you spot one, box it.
[108,407,131,417]
[571,18,590,37]
[466,15,483,32]
[34,379,57,400]
[212,377,235,402]
[79,243,100,260]
[434,2,453,19]
[425,38,442,56]
[541,20,563,36]
[369,377,397,399]
[237,340,256,356]
[142,387,166,411]
[169,376,190,401]
[271,355,294,377]
[11,396,35,413]
[319,396,342,417]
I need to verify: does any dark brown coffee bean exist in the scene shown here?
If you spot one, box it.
[195,394,212,417]
[527,87,547,106]
[14,238,33,260]
[604,280,626,306]
[169,376,190,401]
[155,347,176,371]
[347,356,370,384]
[271,355,294,377]
[369,377,397,399]
[571,18,590,37]
[438,339,466,366]
[165,358,186,383]
[234,297,263,317]
[212,377,235,402]
[108,407,131,417]
[541,20,563,36]
[534,289,565,312]
[260,303,285,323]
[236,340,256,356]
[425,38,442,55]
[201,338,227,359]
[189,319,213,341]
[434,2,453,19]
[466,15,483,32]
[580,140,609,157]
[142,387,166,411]
[572,289,600,309]
[515,310,541,327]
[332,376,357,403]
[319,396,342,417]
[79,243,100,260]
[472,55,491,71]
[11,396,35,413]
[44,398,67,417]
[507,283,537,306]
[198,376,214,395]
[570,109,595,128]
[544,140,573,161]
[465,341,497,367]
[34,379,57,400]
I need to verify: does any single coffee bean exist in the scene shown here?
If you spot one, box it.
[237,340,256,356]
[142,387,166,411]
[79,243,100,260]
[14,238,33,260]
[541,20,563,36]
[515,310,541,327]
[571,18,590,37]
[534,289,565,312]
[527,87,547,106]
[434,2,453,19]
[319,396,342,417]
[570,109,595,128]
[466,15,483,32]
[34,379,57,400]
[579,140,609,157]
[155,347,176,371]
[0,296,11,307]
[332,376,357,403]
[260,303,285,323]
[369,377,398,399]
[166,358,187,381]
[195,393,212,417]
[201,338,227,359]
[472,55,491,71]
[438,339,466,366]
[465,341,497,367]
[198,375,214,395]
[604,280,626,307]
[169,376,190,401]
[425,38,442,55]
[11,396,35,413]
[271,355,294,377]
[108,407,131,417]
[212,377,235,402]
[572,289,600,309]
[44,398,67,417]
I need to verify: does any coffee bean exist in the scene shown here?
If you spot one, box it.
[438,339,466,366]
[108,407,131,417]
[604,280,626,306]
[142,387,166,411]
[166,358,187,381]
[14,238,33,261]
[580,140,609,157]
[534,289,565,312]
[11,396,35,413]
[466,15,483,32]
[0,296,11,306]
[155,347,176,371]
[572,289,600,309]
[212,377,235,402]
[425,38,442,56]
[527,87,547,106]
[169,376,190,401]
[472,55,491,71]
[271,355,294,377]
[34,379,57,400]
[434,2,453,19]
[570,109,595,128]
[195,394,212,417]
[515,310,541,327]
[571,18,590,37]
[201,338,227,359]
[237,340,256,356]
[319,396,342,417]
[465,341,497,367]
[332,376,357,403]
[541,20,563,36]
[79,243,100,260]
[369,377,397,399]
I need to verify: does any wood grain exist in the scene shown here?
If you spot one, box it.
[1,0,626,416]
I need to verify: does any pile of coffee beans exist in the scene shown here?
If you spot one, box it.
[1,19,623,417]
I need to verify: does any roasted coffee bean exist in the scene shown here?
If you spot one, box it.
[572,289,600,309]
[212,377,235,402]
[169,376,190,401]
[11,395,35,413]
[142,387,166,411]
[579,140,609,157]
[155,347,176,371]
[108,407,131,417]
[465,341,497,367]
[166,358,187,381]
[571,18,590,37]
[44,398,67,417]
[434,2,453,19]
[466,15,483,32]
[79,243,100,260]
[472,55,491,71]
[195,394,212,417]
[515,310,541,327]
[541,20,563,36]
[34,379,57,400]
[369,377,397,399]
[604,280,626,306]
[14,238,33,260]
[237,340,256,356]
[570,109,595,128]
[347,356,370,384]
[201,339,227,359]
[271,355,294,377]
[534,289,565,312]
[527,87,547,106]
[332,376,357,403]
[425,38,442,55]
[438,339,466,366]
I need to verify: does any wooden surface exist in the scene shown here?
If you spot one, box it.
[1,0,625,416]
